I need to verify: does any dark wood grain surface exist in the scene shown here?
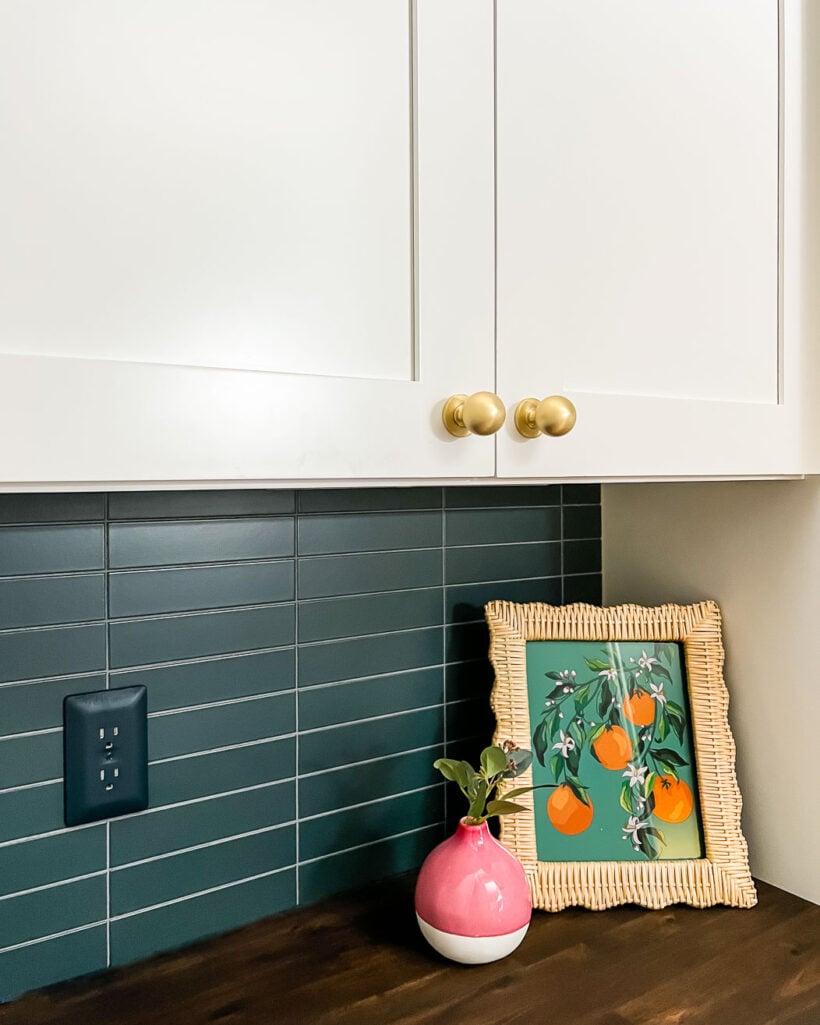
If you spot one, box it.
[1,879,817,1025]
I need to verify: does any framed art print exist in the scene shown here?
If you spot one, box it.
[486,600,756,910]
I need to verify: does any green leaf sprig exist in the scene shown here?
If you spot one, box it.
[433,740,541,825]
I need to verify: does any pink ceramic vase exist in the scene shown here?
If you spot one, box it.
[414,818,532,964]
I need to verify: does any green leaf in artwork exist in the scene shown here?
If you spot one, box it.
[619,781,633,813]
[566,744,581,777]
[652,747,688,767]
[667,713,685,744]
[532,720,550,766]
[640,833,661,860]
[665,701,687,743]
[567,719,586,750]
[644,826,667,845]
[656,711,669,741]
[598,680,612,718]
[549,753,564,781]
[480,746,508,777]
[585,657,612,671]
[545,671,565,681]
[654,762,679,782]
[588,723,607,745]
[486,799,528,817]
[574,683,592,711]
[566,779,591,807]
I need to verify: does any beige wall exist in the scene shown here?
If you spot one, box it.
[603,478,820,904]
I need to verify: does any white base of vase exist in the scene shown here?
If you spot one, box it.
[416,915,529,965]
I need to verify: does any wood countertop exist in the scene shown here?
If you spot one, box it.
[1,877,817,1025]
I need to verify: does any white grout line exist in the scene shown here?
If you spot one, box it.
[440,491,448,826]
[297,663,442,694]
[0,620,106,637]
[108,644,294,676]
[297,701,441,737]
[0,870,108,902]
[298,821,444,867]
[106,555,295,577]
[297,622,442,649]
[118,778,294,820]
[147,689,294,719]
[298,743,439,781]
[0,777,62,795]
[0,921,107,956]
[105,599,295,626]
[105,823,111,967]
[300,671,444,702]
[110,820,296,872]
[298,583,442,608]
[298,784,440,825]
[0,518,104,529]
[293,510,301,905]
[0,569,104,583]
[148,733,296,766]
[104,491,112,968]
[0,725,62,741]
[0,820,102,849]
[0,670,108,691]
[108,864,294,922]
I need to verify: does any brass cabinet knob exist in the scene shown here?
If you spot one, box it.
[442,391,507,438]
[514,395,577,438]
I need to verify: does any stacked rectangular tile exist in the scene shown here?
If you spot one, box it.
[0,484,600,1000]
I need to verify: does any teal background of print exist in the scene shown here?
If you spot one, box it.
[525,640,704,862]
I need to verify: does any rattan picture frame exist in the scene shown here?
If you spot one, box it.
[486,600,756,911]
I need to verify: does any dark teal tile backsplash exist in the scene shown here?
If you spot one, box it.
[0,484,601,1002]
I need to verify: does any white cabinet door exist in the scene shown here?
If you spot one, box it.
[495,0,802,479]
[0,1,495,486]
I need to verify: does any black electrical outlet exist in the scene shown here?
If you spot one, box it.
[63,686,148,826]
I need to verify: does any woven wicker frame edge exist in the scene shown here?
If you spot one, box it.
[486,600,757,911]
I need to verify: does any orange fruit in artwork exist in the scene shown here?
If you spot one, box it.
[547,784,594,835]
[623,690,656,727]
[591,725,633,770]
[652,775,694,823]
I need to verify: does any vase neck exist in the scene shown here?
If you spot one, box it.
[456,818,492,849]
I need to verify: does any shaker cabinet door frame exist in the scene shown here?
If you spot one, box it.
[0,0,496,487]
[494,0,804,479]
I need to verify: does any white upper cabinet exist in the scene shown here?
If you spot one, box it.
[0,1,813,488]
[495,0,805,478]
[0,1,495,486]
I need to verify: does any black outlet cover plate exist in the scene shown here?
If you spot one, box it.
[63,686,148,826]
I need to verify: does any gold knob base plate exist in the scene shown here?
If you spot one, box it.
[514,398,541,439]
[442,394,471,438]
